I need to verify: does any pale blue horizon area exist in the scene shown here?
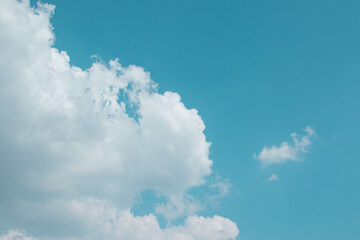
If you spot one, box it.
[30,0,360,239]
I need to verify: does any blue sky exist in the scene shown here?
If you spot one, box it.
[1,0,360,239]
[45,0,360,238]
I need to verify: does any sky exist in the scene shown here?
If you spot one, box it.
[0,0,359,239]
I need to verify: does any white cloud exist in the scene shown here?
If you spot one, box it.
[254,126,315,166]
[0,230,38,240]
[0,212,239,240]
[0,0,238,239]
[268,173,279,182]
[162,215,239,240]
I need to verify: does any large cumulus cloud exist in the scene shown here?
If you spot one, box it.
[0,0,238,239]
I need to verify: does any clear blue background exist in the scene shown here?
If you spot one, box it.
[31,0,360,239]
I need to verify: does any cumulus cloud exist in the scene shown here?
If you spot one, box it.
[0,213,239,240]
[254,126,315,166]
[268,173,279,182]
[0,0,238,239]
[0,230,38,240]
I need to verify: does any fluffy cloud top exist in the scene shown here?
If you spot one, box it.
[254,126,315,166]
[0,0,238,239]
[0,214,239,240]
[0,230,38,240]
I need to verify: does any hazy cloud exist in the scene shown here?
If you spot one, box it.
[268,173,279,182]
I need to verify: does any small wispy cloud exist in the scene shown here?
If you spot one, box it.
[254,126,315,167]
[209,175,231,199]
[206,175,232,208]
[268,173,279,182]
